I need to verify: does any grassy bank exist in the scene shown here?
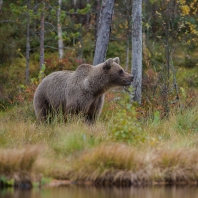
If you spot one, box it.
[0,100,198,187]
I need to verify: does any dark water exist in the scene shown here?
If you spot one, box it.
[1,185,198,198]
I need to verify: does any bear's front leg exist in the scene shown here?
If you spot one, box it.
[86,95,104,124]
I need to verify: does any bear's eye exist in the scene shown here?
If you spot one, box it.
[119,70,124,75]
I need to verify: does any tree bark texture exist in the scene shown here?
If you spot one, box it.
[25,0,30,85]
[93,0,115,65]
[94,0,101,41]
[131,0,142,104]
[125,38,129,71]
[39,0,45,70]
[57,0,64,60]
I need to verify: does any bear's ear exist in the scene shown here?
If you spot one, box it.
[103,58,113,71]
[113,57,120,64]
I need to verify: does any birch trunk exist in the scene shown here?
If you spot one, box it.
[131,0,142,104]
[39,0,45,70]
[93,0,115,65]
[94,0,101,42]
[25,0,30,85]
[57,0,64,60]
[125,38,129,71]
[73,0,76,7]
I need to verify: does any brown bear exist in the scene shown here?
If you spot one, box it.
[33,57,133,123]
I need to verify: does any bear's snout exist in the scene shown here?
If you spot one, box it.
[122,74,133,86]
[125,75,134,86]
[127,74,134,82]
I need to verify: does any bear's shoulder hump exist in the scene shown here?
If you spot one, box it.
[75,64,92,73]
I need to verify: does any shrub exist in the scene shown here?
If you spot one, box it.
[108,89,146,144]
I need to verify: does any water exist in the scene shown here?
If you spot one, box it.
[1,185,198,198]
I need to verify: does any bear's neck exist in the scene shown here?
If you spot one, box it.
[86,76,113,96]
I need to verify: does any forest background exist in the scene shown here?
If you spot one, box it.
[0,0,198,187]
[0,0,198,114]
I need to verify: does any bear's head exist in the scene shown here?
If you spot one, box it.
[102,57,134,87]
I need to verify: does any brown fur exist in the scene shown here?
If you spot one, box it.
[33,57,133,123]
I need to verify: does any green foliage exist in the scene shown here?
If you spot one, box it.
[184,55,198,68]
[0,102,36,124]
[0,176,14,187]
[77,4,91,14]
[50,9,56,16]
[153,111,161,125]
[0,24,24,64]
[175,107,198,134]
[38,64,46,79]
[69,8,75,13]
[108,88,146,144]
[107,41,125,62]
[177,67,198,88]
[40,177,51,186]
[52,131,100,156]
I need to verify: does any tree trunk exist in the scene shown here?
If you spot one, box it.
[73,0,76,7]
[125,37,130,71]
[131,0,142,104]
[0,0,3,10]
[39,0,45,70]
[78,0,83,59]
[93,0,115,65]
[57,0,64,60]
[86,0,90,29]
[94,0,101,42]
[125,3,131,72]
[25,0,30,85]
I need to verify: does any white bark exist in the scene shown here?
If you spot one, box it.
[39,1,45,70]
[131,0,142,104]
[57,0,64,60]
[125,39,129,71]
[93,0,115,65]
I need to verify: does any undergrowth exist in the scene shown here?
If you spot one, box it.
[0,91,198,185]
[108,89,145,144]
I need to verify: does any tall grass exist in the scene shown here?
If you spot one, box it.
[0,103,108,181]
[66,105,198,185]
[0,146,39,174]
[0,102,198,185]
[67,144,198,185]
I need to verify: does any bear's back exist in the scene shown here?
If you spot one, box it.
[35,70,73,101]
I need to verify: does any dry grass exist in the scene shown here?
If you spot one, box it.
[0,146,40,188]
[67,143,198,185]
[65,105,198,185]
[0,146,40,174]
[0,107,108,182]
